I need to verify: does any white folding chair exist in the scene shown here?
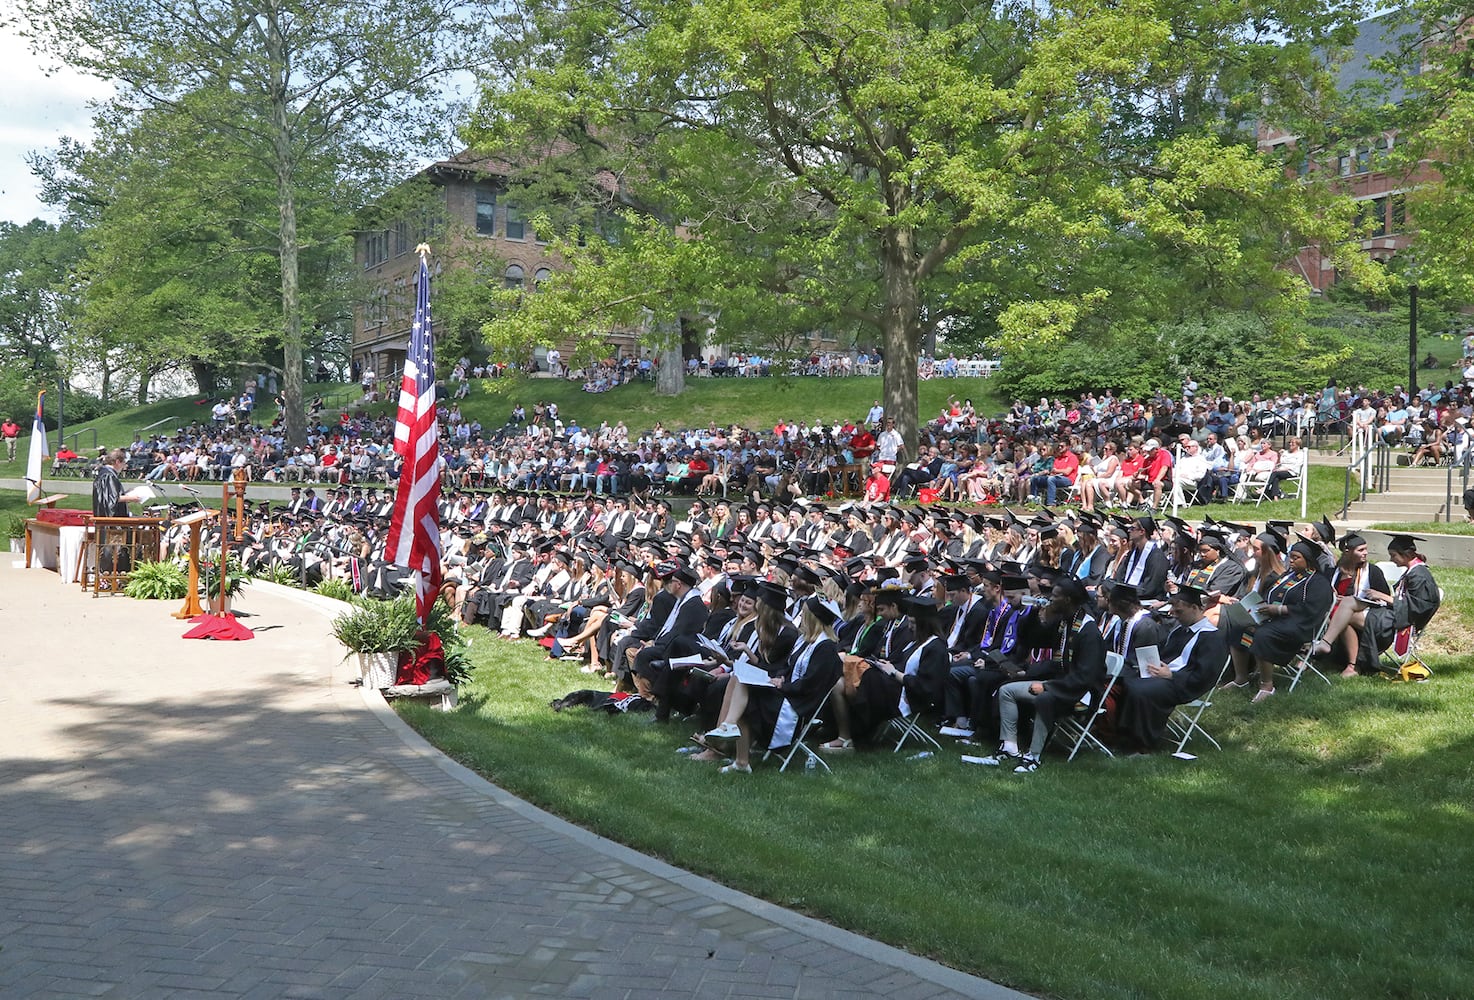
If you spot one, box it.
[1053,654,1125,761]
[1277,609,1334,691]
[1166,654,1232,754]
[1253,472,1300,507]
[882,690,943,754]
[764,687,834,774]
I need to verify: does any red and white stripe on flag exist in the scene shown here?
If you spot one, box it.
[387,255,442,623]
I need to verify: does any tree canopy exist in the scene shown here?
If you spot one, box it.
[19,0,491,443]
[469,0,1377,453]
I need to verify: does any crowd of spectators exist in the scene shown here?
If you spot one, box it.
[107,366,1451,774]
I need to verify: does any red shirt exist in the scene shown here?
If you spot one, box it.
[850,430,876,458]
[1,421,19,439]
[1052,451,1080,483]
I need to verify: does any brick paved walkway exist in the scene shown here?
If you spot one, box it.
[0,559,1028,999]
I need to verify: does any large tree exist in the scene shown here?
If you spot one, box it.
[470,0,1374,453]
[21,0,489,444]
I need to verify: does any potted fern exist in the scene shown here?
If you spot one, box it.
[330,595,421,688]
[7,514,27,555]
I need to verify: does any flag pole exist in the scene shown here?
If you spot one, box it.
[26,389,51,506]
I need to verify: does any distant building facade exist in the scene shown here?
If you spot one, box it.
[1259,11,1438,293]
[351,150,639,379]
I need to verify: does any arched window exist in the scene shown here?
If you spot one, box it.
[533,267,553,289]
[503,264,525,290]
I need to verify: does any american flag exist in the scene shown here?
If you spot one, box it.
[387,250,442,623]
[25,390,48,503]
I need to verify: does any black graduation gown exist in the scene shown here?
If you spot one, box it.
[1246,571,1333,664]
[1118,620,1229,749]
[746,635,842,749]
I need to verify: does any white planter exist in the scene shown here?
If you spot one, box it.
[8,538,22,554]
[358,650,400,689]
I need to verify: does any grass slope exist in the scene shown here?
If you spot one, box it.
[400,571,1474,1000]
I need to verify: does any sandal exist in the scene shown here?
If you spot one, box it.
[1218,679,1250,691]
[718,762,751,774]
[1251,687,1276,704]
[817,738,854,752]
[1311,640,1332,657]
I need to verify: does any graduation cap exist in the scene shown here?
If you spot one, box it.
[1312,515,1337,545]
[804,595,843,625]
[941,573,972,592]
[671,564,700,586]
[753,581,789,609]
[1001,574,1030,592]
[902,554,930,573]
[978,568,1003,585]
[1134,514,1157,534]
[873,567,901,584]
[653,560,680,579]
[843,556,867,576]
[1388,534,1424,550]
[1038,525,1060,541]
[1337,532,1367,551]
[1105,581,1141,604]
[904,594,940,616]
[1256,528,1286,554]
[794,565,824,588]
[1198,529,1230,551]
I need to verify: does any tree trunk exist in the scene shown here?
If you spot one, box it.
[266,6,306,449]
[655,321,685,396]
[191,361,217,397]
[880,226,922,463]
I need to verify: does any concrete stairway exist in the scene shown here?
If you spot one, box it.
[1343,461,1462,524]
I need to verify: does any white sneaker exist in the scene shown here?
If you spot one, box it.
[705,722,741,740]
[939,725,974,738]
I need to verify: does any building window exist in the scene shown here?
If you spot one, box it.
[1375,136,1391,167]
[503,264,525,290]
[1370,197,1388,237]
[505,204,525,241]
[1356,145,1371,174]
[475,187,497,237]
[533,267,552,289]
[1390,193,1407,232]
[394,221,409,256]
[1338,154,1351,177]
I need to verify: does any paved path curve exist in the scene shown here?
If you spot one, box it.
[0,560,1027,1000]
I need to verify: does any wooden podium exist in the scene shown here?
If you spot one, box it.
[171,510,216,619]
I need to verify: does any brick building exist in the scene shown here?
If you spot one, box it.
[351,150,639,379]
[1258,11,1436,293]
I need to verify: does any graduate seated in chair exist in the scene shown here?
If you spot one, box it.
[1116,585,1227,753]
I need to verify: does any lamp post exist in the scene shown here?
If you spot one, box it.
[1408,280,1419,396]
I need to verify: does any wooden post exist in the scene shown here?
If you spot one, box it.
[171,511,214,619]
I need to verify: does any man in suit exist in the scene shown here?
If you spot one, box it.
[1112,515,1168,602]
[1116,584,1228,751]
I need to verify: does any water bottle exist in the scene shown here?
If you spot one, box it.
[907,751,935,761]
[804,755,817,771]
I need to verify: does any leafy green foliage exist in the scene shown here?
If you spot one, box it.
[329,594,423,655]
[314,578,358,603]
[470,0,1376,452]
[199,556,248,600]
[123,559,188,600]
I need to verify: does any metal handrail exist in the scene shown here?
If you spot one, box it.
[1340,436,1390,519]
[63,428,99,453]
[1441,446,1473,523]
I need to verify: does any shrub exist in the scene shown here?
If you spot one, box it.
[124,560,188,600]
[314,577,358,602]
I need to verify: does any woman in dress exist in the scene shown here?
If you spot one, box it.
[703,595,842,773]
[1221,539,1332,702]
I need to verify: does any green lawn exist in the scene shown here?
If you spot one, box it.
[399,570,1474,1000]
[1371,521,1474,535]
